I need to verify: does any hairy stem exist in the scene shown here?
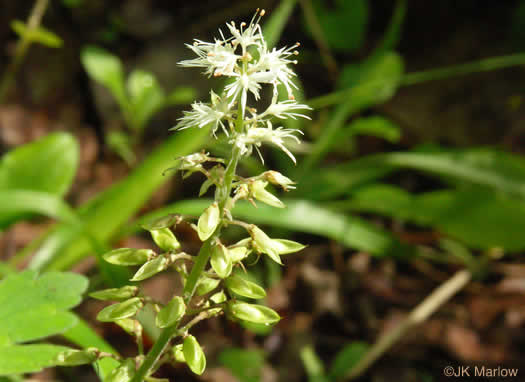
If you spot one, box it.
[0,0,50,102]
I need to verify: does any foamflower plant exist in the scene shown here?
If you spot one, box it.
[55,9,310,381]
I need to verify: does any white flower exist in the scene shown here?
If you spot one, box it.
[261,100,312,120]
[226,10,265,53]
[179,39,239,77]
[173,92,232,136]
[224,73,262,115]
[232,122,302,163]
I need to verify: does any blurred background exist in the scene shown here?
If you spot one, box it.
[2,1,525,381]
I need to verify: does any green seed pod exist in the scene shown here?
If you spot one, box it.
[105,358,136,382]
[115,318,142,338]
[150,227,181,252]
[156,296,186,328]
[197,202,220,241]
[263,170,296,191]
[209,290,227,304]
[89,286,138,301]
[172,344,185,363]
[183,335,206,375]
[210,243,232,278]
[54,348,98,366]
[249,225,282,265]
[141,214,181,231]
[130,256,169,281]
[225,274,266,299]
[272,239,306,255]
[97,297,144,322]
[196,276,220,296]
[228,246,250,263]
[103,248,154,266]
[229,302,280,325]
[250,180,285,208]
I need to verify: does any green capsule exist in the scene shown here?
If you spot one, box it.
[90,286,138,301]
[225,274,266,299]
[172,344,185,363]
[103,248,154,266]
[229,302,280,325]
[97,297,144,322]
[196,276,220,296]
[183,335,206,375]
[249,225,282,265]
[210,243,232,278]
[250,180,285,208]
[130,256,169,281]
[53,348,98,366]
[150,227,181,252]
[197,202,220,241]
[272,239,306,255]
[156,296,186,328]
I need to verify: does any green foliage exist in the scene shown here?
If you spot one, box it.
[218,348,266,382]
[0,270,88,375]
[308,0,368,53]
[10,20,62,48]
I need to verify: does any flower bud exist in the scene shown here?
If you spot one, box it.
[197,202,220,241]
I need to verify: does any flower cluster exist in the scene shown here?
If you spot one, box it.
[174,8,310,163]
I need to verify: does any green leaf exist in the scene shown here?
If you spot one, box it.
[218,348,265,382]
[0,344,70,375]
[309,0,368,53]
[0,190,79,230]
[149,228,180,252]
[11,20,63,48]
[329,342,369,380]
[197,202,220,241]
[263,0,298,49]
[90,286,138,301]
[81,45,127,108]
[300,345,326,381]
[229,302,280,325]
[225,275,266,299]
[0,132,78,195]
[97,298,144,322]
[183,335,206,375]
[155,297,186,328]
[210,244,232,279]
[130,256,168,281]
[0,270,88,375]
[345,116,401,143]
[103,248,154,266]
[127,69,166,129]
[107,131,136,165]
[31,127,209,272]
[303,52,404,171]
[165,87,197,106]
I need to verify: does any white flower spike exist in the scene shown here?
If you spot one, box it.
[174,9,310,163]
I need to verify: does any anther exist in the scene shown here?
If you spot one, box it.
[260,9,266,16]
